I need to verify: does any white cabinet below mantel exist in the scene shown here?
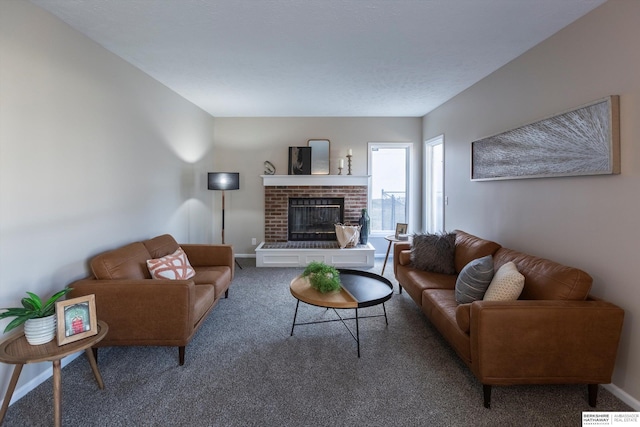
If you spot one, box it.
[261,175,370,186]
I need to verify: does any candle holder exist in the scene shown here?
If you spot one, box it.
[347,155,353,175]
[338,166,343,175]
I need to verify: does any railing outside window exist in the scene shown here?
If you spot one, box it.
[372,190,406,231]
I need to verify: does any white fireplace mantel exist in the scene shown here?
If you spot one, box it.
[261,175,370,186]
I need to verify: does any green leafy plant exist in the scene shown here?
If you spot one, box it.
[0,288,73,333]
[302,262,341,293]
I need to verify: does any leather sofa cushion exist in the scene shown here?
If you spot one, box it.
[396,265,457,307]
[422,289,471,363]
[91,242,152,280]
[454,230,501,273]
[193,266,233,299]
[494,247,592,300]
[144,234,180,259]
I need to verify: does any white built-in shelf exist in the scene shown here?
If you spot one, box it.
[261,175,370,186]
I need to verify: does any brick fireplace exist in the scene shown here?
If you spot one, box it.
[257,175,374,267]
[265,185,367,242]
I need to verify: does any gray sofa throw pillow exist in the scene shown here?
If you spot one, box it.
[410,232,457,275]
[455,255,494,304]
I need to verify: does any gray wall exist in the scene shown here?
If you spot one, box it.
[0,1,216,404]
[423,0,640,406]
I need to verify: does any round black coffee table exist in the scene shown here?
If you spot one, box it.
[289,269,393,357]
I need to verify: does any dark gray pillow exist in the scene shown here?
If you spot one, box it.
[455,255,494,304]
[410,232,456,274]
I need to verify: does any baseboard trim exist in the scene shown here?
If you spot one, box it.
[235,254,256,259]
[603,383,640,410]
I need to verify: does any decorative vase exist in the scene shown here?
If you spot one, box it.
[24,315,57,345]
[358,208,370,245]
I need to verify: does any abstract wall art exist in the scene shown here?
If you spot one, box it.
[471,96,620,181]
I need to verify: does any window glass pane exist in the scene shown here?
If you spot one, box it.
[370,146,408,232]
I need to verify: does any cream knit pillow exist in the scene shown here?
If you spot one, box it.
[483,261,524,301]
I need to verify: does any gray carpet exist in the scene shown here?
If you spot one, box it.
[4,259,632,426]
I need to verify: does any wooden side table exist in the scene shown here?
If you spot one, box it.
[0,320,108,427]
[381,235,399,275]
[381,234,412,275]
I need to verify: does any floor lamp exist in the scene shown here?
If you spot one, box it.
[208,172,242,269]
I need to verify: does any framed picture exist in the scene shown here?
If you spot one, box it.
[288,146,312,175]
[56,294,98,346]
[395,223,408,239]
[471,96,620,181]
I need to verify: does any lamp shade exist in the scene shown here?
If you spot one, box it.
[208,172,240,191]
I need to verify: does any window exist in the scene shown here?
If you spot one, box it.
[368,142,411,234]
[424,135,444,232]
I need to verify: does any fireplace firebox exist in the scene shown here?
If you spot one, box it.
[288,198,344,241]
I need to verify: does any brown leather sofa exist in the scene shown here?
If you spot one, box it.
[68,234,234,365]
[393,230,624,408]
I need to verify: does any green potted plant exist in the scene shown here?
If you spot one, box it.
[302,262,341,293]
[0,287,73,345]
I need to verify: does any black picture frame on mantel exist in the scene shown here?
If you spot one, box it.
[288,147,311,175]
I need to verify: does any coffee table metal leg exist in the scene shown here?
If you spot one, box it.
[290,300,300,336]
[355,309,360,358]
[383,303,388,325]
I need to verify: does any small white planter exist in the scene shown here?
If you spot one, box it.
[24,315,56,345]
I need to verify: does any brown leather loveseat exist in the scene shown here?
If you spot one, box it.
[69,234,234,365]
[393,230,624,408]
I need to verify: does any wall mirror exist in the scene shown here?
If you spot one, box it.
[307,139,330,175]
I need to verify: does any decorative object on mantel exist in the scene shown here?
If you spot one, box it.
[0,287,73,345]
[338,158,344,175]
[263,160,276,175]
[302,261,341,293]
[288,146,311,175]
[471,95,620,181]
[307,139,330,175]
[359,208,370,244]
[347,148,353,175]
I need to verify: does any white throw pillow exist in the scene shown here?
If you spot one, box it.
[483,261,524,301]
[147,247,196,280]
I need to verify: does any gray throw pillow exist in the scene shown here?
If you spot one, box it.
[410,232,456,274]
[455,255,494,304]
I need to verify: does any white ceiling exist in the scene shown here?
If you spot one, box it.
[30,0,606,117]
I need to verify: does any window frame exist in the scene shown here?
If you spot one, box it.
[367,142,412,237]
[424,135,444,233]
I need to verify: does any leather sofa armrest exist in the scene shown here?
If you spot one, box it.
[68,278,196,343]
[393,242,412,276]
[469,300,624,385]
[181,244,234,279]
